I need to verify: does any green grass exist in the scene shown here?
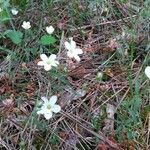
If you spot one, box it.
[0,0,150,149]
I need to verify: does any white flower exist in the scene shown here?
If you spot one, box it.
[65,38,83,61]
[22,21,31,30]
[96,72,103,80]
[145,66,150,79]
[37,54,59,71]
[11,8,18,15]
[0,8,3,13]
[46,26,54,34]
[37,96,61,120]
[122,31,125,37]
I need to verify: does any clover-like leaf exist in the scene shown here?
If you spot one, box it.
[40,35,56,45]
[0,9,9,23]
[4,30,23,44]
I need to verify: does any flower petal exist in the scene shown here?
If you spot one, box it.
[51,104,61,113]
[41,97,48,103]
[37,109,45,115]
[74,55,81,61]
[76,48,83,54]
[44,112,53,120]
[145,66,150,79]
[44,64,51,71]
[40,54,48,61]
[65,41,71,50]
[51,60,59,67]
[70,39,76,49]
[67,51,74,58]
[37,61,45,66]
[49,95,57,106]
[49,54,56,61]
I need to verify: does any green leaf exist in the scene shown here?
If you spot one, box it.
[4,30,23,44]
[0,9,9,23]
[40,35,56,45]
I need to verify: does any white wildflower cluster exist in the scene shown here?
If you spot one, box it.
[20,20,83,119]
[36,38,82,119]
[21,21,83,71]
[36,27,83,71]
[37,37,83,71]
[36,38,83,119]
[10,16,83,120]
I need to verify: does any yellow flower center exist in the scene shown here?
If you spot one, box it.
[46,104,51,110]
[46,60,51,65]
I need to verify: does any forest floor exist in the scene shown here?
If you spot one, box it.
[0,0,150,149]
